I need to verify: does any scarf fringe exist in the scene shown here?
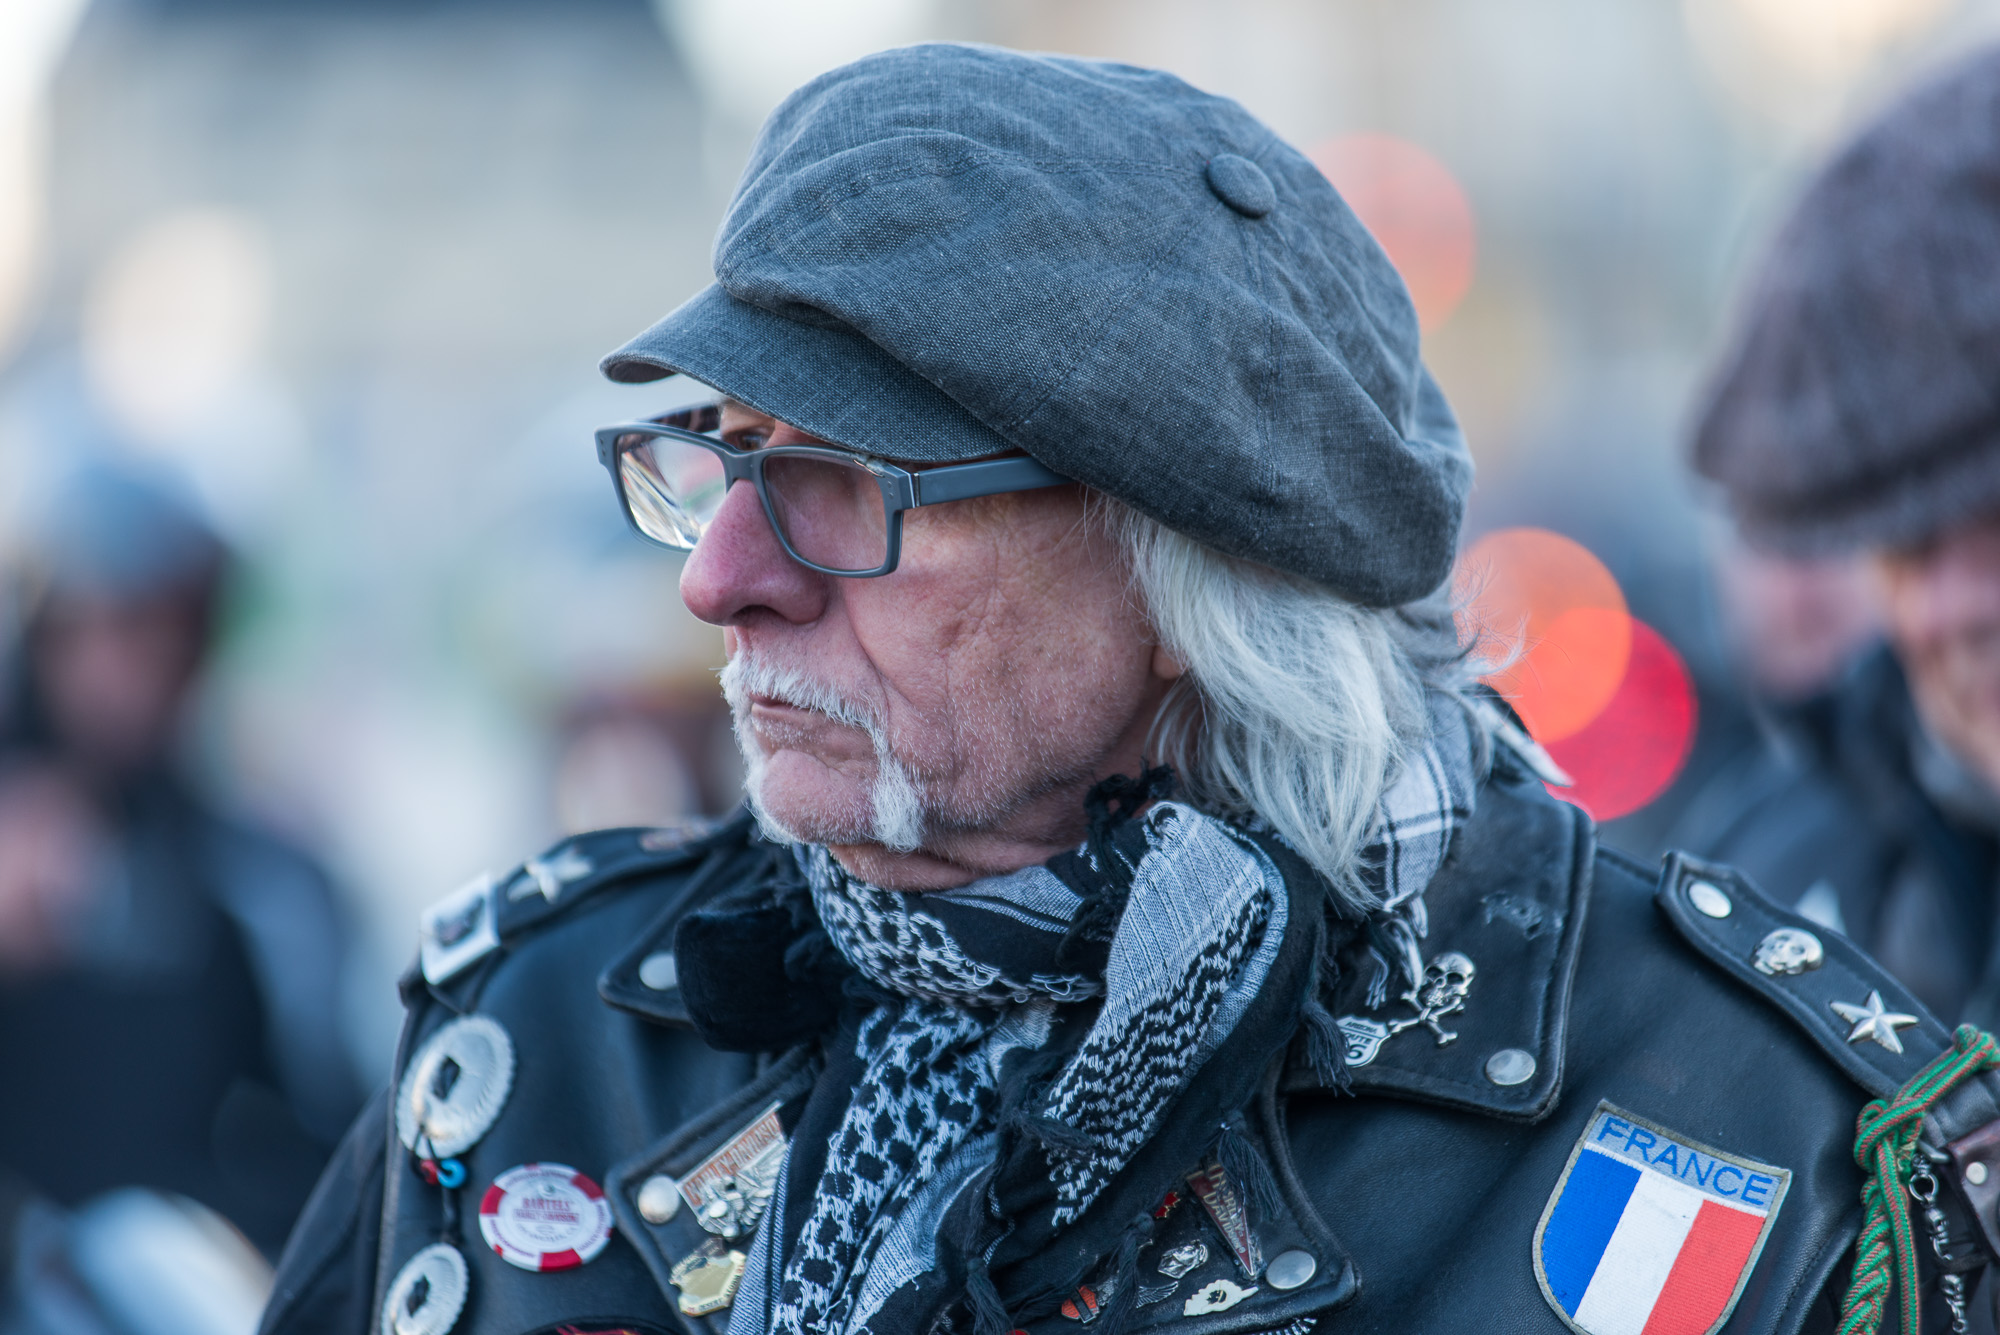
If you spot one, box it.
[1218,1120,1287,1223]
[966,1262,1014,1335]
[1298,993,1350,1092]
[1090,1211,1157,1335]
[1013,1109,1098,1157]
[1053,765,1177,967]
[1295,911,1353,1091]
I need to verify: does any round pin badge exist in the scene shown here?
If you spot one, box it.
[380,1243,469,1335]
[479,1163,614,1272]
[397,1014,516,1159]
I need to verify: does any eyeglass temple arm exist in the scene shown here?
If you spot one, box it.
[912,456,1069,507]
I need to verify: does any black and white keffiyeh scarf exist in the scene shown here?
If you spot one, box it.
[731,696,1479,1335]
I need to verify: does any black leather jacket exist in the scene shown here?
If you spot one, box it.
[260,754,2000,1335]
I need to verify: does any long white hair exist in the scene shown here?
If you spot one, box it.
[1100,501,1474,916]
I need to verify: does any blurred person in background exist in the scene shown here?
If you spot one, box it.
[0,461,362,1269]
[548,680,741,837]
[1680,46,2000,1029]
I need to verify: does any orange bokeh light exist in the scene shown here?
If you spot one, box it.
[1309,132,1477,333]
[1459,528,1633,743]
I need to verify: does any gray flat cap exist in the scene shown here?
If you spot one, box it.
[602,43,1470,606]
[1692,46,2000,553]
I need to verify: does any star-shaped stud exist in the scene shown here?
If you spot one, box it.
[1830,990,1920,1054]
[507,847,594,903]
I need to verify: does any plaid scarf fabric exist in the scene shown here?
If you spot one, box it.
[1357,693,1480,1006]
[738,698,1479,1335]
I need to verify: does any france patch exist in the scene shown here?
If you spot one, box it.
[1533,1102,1789,1335]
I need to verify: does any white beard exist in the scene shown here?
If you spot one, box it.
[719,653,926,852]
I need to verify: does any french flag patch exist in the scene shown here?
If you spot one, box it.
[1533,1102,1790,1335]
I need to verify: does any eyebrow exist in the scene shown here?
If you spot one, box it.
[712,399,1030,475]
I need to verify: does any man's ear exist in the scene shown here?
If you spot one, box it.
[1151,642,1185,682]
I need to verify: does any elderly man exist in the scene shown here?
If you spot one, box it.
[1677,48,2000,1031]
[264,45,2000,1335]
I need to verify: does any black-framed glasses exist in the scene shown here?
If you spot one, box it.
[595,404,1070,577]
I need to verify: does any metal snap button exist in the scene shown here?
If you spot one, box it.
[638,1173,682,1224]
[1264,1249,1317,1290]
[640,950,679,990]
[1485,1048,1537,1087]
[1687,880,1732,918]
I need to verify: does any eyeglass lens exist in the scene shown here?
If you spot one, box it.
[762,453,889,572]
[616,426,890,572]
[618,434,724,550]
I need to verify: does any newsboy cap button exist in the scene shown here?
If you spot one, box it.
[1205,154,1276,218]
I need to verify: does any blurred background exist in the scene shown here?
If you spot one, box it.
[0,0,1995,1316]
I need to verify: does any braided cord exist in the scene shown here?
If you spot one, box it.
[1837,1026,2000,1335]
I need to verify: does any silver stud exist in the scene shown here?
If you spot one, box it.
[1752,927,1824,977]
[1264,1249,1317,1291]
[638,1173,682,1224]
[1968,1162,1990,1187]
[508,846,594,903]
[640,950,679,991]
[1687,880,1732,918]
[1831,990,1920,1054]
[1485,1048,1537,1087]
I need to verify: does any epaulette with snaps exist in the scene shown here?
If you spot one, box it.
[411,810,757,993]
[1658,852,2000,1300]
[1655,852,1951,1099]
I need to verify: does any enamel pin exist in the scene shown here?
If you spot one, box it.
[479,1163,614,1272]
[419,874,499,985]
[1336,949,1478,1067]
[679,1103,787,1239]
[670,1238,747,1317]
[1185,1161,1262,1279]
[1534,1102,1789,1335]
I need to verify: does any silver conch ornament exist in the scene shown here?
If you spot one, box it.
[396,1014,517,1159]
[380,1243,468,1335]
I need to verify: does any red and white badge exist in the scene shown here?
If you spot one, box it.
[478,1163,614,1272]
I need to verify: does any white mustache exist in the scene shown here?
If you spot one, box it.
[718,654,881,738]
[718,653,924,852]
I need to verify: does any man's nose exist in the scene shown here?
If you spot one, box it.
[679,478,830,627]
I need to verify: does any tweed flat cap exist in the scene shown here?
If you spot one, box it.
[601,43,1471,606]
[1692,46,2000,553]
